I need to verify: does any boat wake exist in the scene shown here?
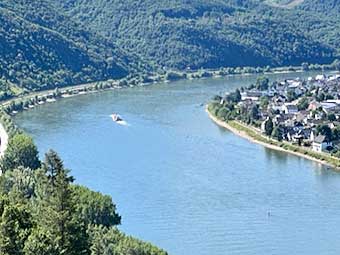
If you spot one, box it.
[116,120,129,126]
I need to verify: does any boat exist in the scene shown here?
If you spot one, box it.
[111,113,123,122]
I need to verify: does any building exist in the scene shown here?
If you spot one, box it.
[282,103,298,114]
[312,135,332,152]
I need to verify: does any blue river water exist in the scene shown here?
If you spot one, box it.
[14,72,340,255]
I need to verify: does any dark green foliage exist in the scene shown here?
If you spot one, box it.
[260,96,269,109]
[227,89,242,103]
[328,113,336,122]
[52,0,338,70]
[0,167,35,200]
[217,107,230,120]
[23,228,56,255]
[316,124,333,142]
[332,126,340,141]
[0,134,40,173]
[87,225,168,255]
[34,150,86,255]
[0,1,137,91]
[264,118,274,136]
[0,204,32,255]
[287,90,297,102]
[272,126,283,141]
[73,186,121,227]
[250,105,260,120]
[0,0,339,95]
[297,97,309,111]
[256,77,269,91]
[0,147,166,255]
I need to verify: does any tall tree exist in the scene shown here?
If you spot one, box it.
[0,134,40,173]
[33,150,87,255]
[264,118,274,136]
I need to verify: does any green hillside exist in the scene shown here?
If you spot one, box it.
[0,1,142,94]
[0,0,339,92]
[54,0,338,70]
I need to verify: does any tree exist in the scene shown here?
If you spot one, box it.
[0,167,35,200]
[23,228,56,255]
[328,113,336,122]
[216,107,229,120]
[226,89,241,103]
[87,225,167,255]
[297,97,309,111]
[73,186,121,227]
[256,76,269,91]
[272,126,283,141]
[34,150,86,255]
[264,118,274,136]
[0,205,32,255]
[42,150,65,187]
[316,124,333,142]
[316,92,325,102]
[249,105,259,120]
[0,134,40,173]
[287,90,297,102]
[332,126,340,140]
[260,96,269,109]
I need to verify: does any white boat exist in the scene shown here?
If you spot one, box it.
[110,113,123,122]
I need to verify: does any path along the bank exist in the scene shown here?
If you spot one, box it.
[0,122,8,157]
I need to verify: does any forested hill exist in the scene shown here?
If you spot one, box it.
[0,0,339,93]
[298,0,340,13]
[0,0,144,93]
[54,0,339,70]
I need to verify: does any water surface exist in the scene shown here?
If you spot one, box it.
[14,72,340,255]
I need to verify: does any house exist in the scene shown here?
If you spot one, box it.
[315,74,326,82]
[320,102,338,114]
[308,101,321,111]
[312,134,332,152]
[294,111,308,124]
[282,103,298,114]
[241,91,263,101]
[286,80,304,96]
[269,102,284,112]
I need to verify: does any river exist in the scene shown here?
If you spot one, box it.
[14,71,340,255]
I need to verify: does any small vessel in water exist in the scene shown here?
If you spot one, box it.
[111,113,123,122]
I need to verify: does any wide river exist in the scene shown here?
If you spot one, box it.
[14,71,340,255]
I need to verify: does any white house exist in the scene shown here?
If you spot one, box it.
[315,74,326,82]
[282,103,298,114]
[312,134,332,152]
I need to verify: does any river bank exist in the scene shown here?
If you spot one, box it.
[206,107,340,170]
[2,63,338,116]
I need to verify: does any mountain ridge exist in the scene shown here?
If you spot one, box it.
[0,0,339,93]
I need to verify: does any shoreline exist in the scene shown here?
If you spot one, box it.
[206,107,340,170]
[0,66,333,113]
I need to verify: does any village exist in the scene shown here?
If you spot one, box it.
[218,73,340,155]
